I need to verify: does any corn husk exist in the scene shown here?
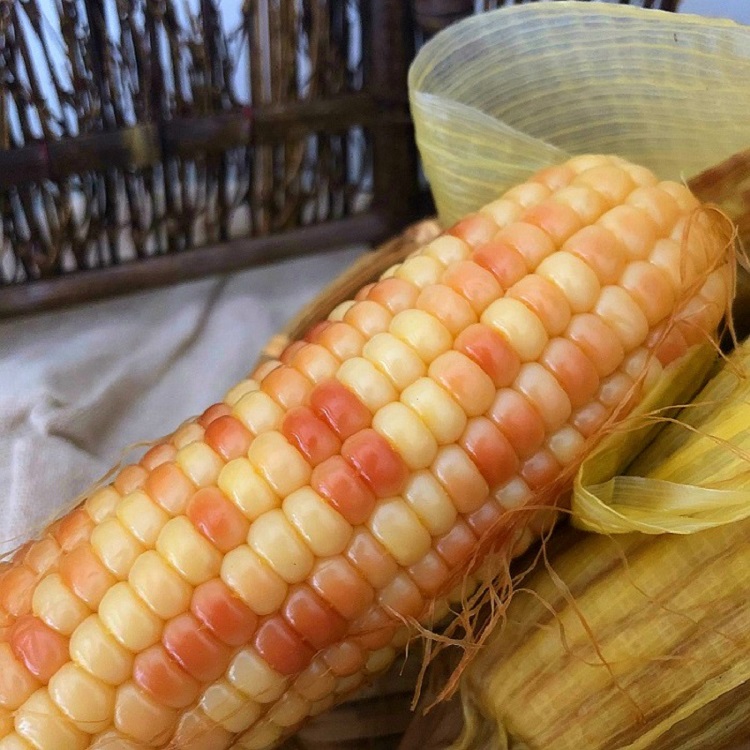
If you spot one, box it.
[453,337,750,750]
[409,2,750,228]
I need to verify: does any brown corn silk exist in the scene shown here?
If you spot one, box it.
[0,155,735,749]
[455,336,750,750]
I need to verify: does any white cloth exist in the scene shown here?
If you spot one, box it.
[0,245,365,553]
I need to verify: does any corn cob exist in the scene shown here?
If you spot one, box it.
[0,155,734,750]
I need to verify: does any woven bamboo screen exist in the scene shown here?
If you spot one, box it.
[0,0,678,316]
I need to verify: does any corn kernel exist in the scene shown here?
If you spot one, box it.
[15,689,89,750]
[595,285,650,352]
[48,663,115,734]
[0,643,39,710]
[116,490,169,547]
[481,297,548,362]
[547,425,587,465]
[283,487,352,557]
[227,648,288,704]
[514,362,572,433]
[200,680,262,733]
[232,390,284,436]
[171,422,204,450]
[32,574,90,636]
[267,691,310,728]
[83,487,120,524]
[156,517,222,586]
[248,509,314,584]
[394,255,444,288]
[480,198,523,228]
[401,378,466,445]
[221,545,288,616]
[336,357,398,413]
[428,350,496,417]
[233,721,282,750]
[98,582,162,653]
[90,518,144,580]
[218,458,279,521]
[223,378,260,407]
[248,431,311,498]
[422,235,472,265]
[363,332,426,391]
[70,615,133,686]
[599,204,659,260]
[128,550,193,620]
[294,659,336,702]
[175,442,224,488]
[373,401,438,470]
[403,469,457,537]
[368,498,432,567]
[432,444,489,514]
[390,309,453,364]
[535,252,600,313]
[113,682,177,745]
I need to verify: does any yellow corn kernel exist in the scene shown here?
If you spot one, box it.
[83,487,120,524]
[480,198,523,228]
[200,680,262,733]
[422,235,472,265]
[0,734,34,749]
[403,469,458,537]
[547,425,586,466]
[328,300,355,321]
[32,574,90,636]
[247,431,311,498]
[504,181,551,207]
[70,615,134,686]
[0,644,39,711]
[171,422,204,450]
[481,297,548,362]
[494,477,533,510]
[401,377,467,446]
[98,582,162,652]
[172,709,232,750]
[232,390,284,436]
[267,691,310,728]
[227,649,288,704]
[233,720,282,750]
[535,252,601,313]
[90,518,144,580]
[394,254,444,288]
[222,545,288,616]
[156,517,222,586]
[390,309,453,363]
[175,442,224,488]
[294,660,336,702]
[595,285,650,352]
[48,663,115,734]
[283,487,352,557]
[363,332,426,391]
[365,646,396,675]
[373,401,438,470]
[515,362,572,433]
[127,550,193,620]
[218,458,279,521]
[224,378,259,407]
[116,491,169,547]
[113,682,176,745]
[247,509,314,584]
[15,689,89,750]
[336,357,399,413]
[368,497,433,567]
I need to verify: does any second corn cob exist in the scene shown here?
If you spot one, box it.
[0,155,734,750]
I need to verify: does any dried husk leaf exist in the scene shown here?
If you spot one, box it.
[409,2,750,226]
[453,339,750,750]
